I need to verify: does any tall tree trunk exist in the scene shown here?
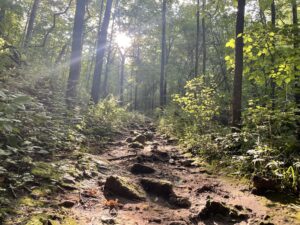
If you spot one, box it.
[102,0,119,98]
[160,0,167,107]
[202,0,206,75]
[24,0,40,47]
[91,0,113,104]
[195,0,200,77]
[292,0,300,142]
[66,0,86,107]
[232,0,246,129]
[134,44,141,111]
[270,0,276,109]
[119,53,125,106]
[86,0,105,90]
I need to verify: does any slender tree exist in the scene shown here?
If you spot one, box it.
[232,0,246,129]
[66,0,86,107]
[202,0,206,75]
[119,51,126,106]
[292,0,299,141]
[91,0,113,104]
[270,0,276,108]
[195,0,200,77]
[102,0,119,98]
[24,0,40,47]
[160,0,167,107]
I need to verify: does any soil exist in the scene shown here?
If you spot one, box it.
[7,123,300,225]
[65,124,300,225]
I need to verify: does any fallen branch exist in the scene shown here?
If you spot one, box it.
[108,154,137,161]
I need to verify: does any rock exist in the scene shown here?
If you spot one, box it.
[104,176,146,200]
[144,131,154,141]
[149,218,162,223]
[234,205,244,211]
[199,201,229,219]
[151,149,170,160]
[59,200,76,208]
[259,222,274,225]
[101,215,116,224]
[168,221,187,225]
[128,142,144,149]
[196,184,217,194]
[149,126,156,132]
[125,137,133,143]
[140,178,174,198]
[140,178,191,209]
[252,175,279,194]
[133,135,147,144]
[167,138,178,145]
[130,163,155,174]
[169,159,175,164]
[168,195,191,209]
[198,200,249,221]
[180,159,194,167]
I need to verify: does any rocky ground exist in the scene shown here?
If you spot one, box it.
[4,122,300,225]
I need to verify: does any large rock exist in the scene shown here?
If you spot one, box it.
[168,195,191,209]
[198,200,249,221]
[133,135,147,145]
[140,178,191,209]
[104,176,146,201]
[252,175,279,194]
[140,178,173,197]
[144,131,154,141]
[130,163,156,174]
[125,137,133,143]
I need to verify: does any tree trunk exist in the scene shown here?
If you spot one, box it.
[195,0,200,77]
[24,0,40,47]
[232,0,246,129]
[102,0,119,98]
[270,0,276,109]
[202,0,206,75]
[66,0,86,107]
[160,0,167,107]
[91,0,113,104]
[119,53,125,106]
[292,0,300,142]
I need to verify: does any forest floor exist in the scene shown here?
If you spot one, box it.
[4,122,300,225]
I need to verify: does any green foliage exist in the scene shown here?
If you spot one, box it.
[172,77,220,133]
[85,96,144,137]
[0,90,30,134]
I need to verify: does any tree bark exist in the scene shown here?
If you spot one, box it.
[91,0,113,104]
[119,52,126,106]
[270,0,276,109]
[232,0,246,129]
[292,0,300,142]
[160,0,167,107]
[195,0,200,77]
[24,0,40,47]
[202,0,206,75]
[66,0,86,107]
[102,0,119,98]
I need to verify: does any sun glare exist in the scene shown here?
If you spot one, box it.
[115,32,132,50]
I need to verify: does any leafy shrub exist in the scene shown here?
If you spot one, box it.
[85,96,144,138]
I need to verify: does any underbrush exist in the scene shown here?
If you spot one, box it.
[157,77,300,194]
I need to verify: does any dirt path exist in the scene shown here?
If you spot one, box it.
[61,123,299,225]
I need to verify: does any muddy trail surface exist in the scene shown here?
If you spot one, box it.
[10,122,299,225]
[62,122,299,225]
